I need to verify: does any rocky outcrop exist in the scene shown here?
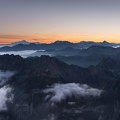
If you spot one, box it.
[0,55,120,120]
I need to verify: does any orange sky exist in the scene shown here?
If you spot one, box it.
[0,1,120,44]
[0,34,120,44]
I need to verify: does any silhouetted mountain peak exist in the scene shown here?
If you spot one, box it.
[53,40,72,44]
[11,40,30,45]
[102,40,108,43]
[0,40,120,51]
[79,41,95,44]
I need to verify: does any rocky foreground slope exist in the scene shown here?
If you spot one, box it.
[0,55,120,120]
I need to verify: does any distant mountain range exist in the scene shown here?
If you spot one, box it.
[0,40,40,48]
[0,40,120,51]
[30,45,120,67]
[0,40,120,68]
[31,45,120,57]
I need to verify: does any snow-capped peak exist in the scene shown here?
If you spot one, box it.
[11,40,30,46]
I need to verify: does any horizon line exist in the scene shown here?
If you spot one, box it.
[0,39,120,45]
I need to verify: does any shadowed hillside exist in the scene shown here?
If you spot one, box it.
[0,55,120,120]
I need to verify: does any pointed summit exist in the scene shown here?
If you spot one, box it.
[102,40,109,43]
[11,40,30,45]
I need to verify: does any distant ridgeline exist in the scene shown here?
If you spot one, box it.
[0,40,120,68]
[0,40,120,51]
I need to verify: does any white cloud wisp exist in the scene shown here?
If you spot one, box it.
[0,86,12,111]
[0,70,15,86]
[43,83,103,103]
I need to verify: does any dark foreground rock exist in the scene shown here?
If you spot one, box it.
[0,55,120,120]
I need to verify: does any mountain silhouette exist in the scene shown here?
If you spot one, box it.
[0,40,120,51]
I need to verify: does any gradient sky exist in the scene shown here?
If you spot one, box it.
[0,0,120,44]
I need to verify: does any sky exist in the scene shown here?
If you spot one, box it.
[0,0,120,44]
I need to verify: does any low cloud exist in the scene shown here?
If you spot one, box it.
[0,71,14,111]
[0,70,15,86]
[112,45,120,48]
[0,50,37,58]
[0,86,12,111]
[43,83,103,103]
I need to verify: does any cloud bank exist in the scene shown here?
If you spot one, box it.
[0,71,14,111]
[0,70,15,86]
[0,86,12,111]
[43,83,103,103]
[0,50,37,58]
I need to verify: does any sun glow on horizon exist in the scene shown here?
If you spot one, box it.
[0,33,120,44]
[0,1,120,44]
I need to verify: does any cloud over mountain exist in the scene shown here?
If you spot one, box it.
[0,71,15,111]
[43,83,103,103]
[0,86,13,111]
[0,70,15,85]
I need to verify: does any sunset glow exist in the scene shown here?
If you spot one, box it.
[0,34,120,44]
[0,0,120,44]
